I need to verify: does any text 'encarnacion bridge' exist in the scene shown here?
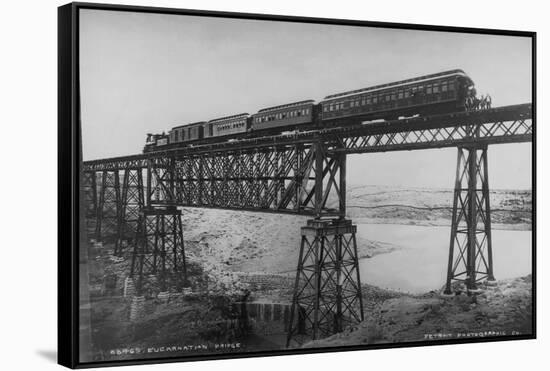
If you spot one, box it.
[81,103,532,346]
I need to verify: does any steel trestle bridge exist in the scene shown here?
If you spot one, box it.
[81,103,532,346]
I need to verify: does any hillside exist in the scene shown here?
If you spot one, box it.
[346,185,531,229]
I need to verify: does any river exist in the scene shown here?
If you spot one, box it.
[357,223,532,294]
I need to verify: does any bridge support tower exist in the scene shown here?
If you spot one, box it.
[82,171,98,241]
[116,168,145,255]
[129,205,188,296]
[445,145,495,294]
[96,170,121,244]
[286,218,364,346]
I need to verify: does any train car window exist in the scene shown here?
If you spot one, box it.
[385,95,390,102]
[448,81,455,90]
[373,96,378,103]
[175,130,179,142]
[391,93,396,100]
[404,90,410,98]
[367,96,371,104]
[305,109,309,114]
[433,84,439,93]
[427,84,432,94]
[398,91,403,99]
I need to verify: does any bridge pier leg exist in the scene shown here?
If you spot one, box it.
[82,171,98,241]
[116,168,145,256]
[286,218,364,347]
[130,205,188,296]
[96,170,121,244]
[445,145,495,294]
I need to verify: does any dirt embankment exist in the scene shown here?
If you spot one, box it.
[304,275,533,348]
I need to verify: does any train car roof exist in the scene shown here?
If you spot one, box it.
[257,100,315,114]
[172,121,207,129]
[323,69,471,101]
[208,113,249,123]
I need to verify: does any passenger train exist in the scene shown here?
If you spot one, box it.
[144,69,490,151]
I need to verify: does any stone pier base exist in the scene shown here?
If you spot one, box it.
[129,296,145,321]
[157,291,170,303]
[123,277,135,297]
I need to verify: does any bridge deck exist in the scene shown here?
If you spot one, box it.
[82,103,533,217]
[84,103,532,170]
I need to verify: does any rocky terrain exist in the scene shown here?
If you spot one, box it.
[304,275,533,348]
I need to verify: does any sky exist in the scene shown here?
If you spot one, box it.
[79,9,532,189]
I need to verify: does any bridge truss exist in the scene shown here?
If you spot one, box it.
[81,103,533,344]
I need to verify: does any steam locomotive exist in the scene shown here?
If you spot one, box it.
[144,69,489,151]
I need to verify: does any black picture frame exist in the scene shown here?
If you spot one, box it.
[58,2,536,368]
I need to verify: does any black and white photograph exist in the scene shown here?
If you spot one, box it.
[56,1,535,369]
